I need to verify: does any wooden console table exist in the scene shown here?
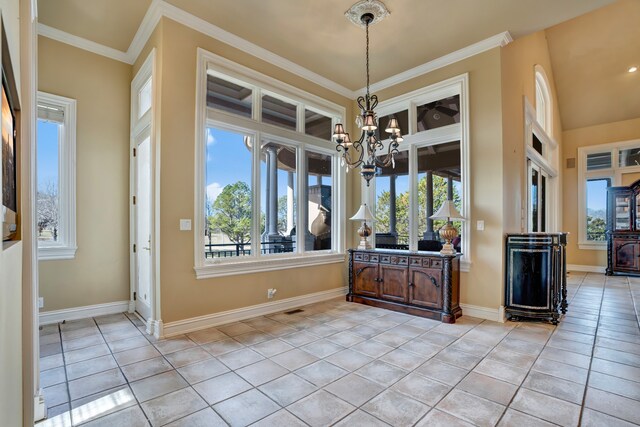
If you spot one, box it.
[347,249,461,323]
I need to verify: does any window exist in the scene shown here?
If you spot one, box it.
[578,141,640,249]
[586,178,610,241]
[195,49,345,278]
[37,92,77,260]
[363,75,470,269]
[535,66,552,136]
[524,66,558,233]
[375,151,409,247]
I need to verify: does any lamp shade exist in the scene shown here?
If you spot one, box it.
[350,204,375,221]
[333,123,346,139]
[385,117,400,134]
[362,113,377,131]
[430,200,464,221]
[343,133,352,146]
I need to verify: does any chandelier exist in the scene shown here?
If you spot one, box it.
[333,0,403,187]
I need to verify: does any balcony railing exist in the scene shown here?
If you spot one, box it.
[205,241,295,258]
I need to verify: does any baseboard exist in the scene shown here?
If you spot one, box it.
[39,301,130,325]
[460,303,505,323]
[567,264,606,273]
[162,287,347,338]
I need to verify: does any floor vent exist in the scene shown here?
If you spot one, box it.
[284,309,304,315]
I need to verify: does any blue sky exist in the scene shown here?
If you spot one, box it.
[37,120,59,192]
[206,128,297,212]
[587,178,609,212]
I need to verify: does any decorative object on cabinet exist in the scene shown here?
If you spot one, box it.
[350,204,375,249]
[505,233,567,324]
[429,200,464,255]
[348,249,461,323]
[606,179,640,276]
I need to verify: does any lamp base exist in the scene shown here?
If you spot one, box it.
[438,222,458,256]
[357,221,372,250]
[357,238,372,250]
[440,241,456,255]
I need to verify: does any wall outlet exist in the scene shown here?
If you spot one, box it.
[267,288,277,299]
[476,220,485,231]
[38,297,44,309]
[179,219,192,231]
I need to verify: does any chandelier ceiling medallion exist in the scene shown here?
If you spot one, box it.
[333,0,403,187]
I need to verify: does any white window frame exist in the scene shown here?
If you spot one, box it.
[361,74,471,271]
[578,139,640,250]
[194,48,346,279]
[37,91,77,261]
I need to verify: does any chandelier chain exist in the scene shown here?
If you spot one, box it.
[365,20,370,98]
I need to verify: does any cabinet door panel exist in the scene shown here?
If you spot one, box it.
[409,268,442,309]
[613,240,639,271]
[379,265,408,303]
[353,262,379,297]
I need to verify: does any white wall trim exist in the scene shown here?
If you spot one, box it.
[162,287,347,338]
[37,23,130,63]
[362,31,512,94]
[39,301,130,325]
[37,0,513,100]
[460,303,506,323]
[567,264,606,274]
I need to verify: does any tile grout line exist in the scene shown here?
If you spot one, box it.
[572,274,605,427]
[493,272,590,427]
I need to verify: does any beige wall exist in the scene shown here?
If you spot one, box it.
[371,48,504,309]
[156,19,354,324]
[0,242,23,427]
[38,37,132,311]
[501,30,563,235]
[562,117,640,267]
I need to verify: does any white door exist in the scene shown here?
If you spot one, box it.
[135,132,152,319]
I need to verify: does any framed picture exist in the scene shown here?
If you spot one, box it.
[1,18,18,241]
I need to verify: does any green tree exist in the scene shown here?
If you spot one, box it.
[586,215,606,241]
[209,181,253,244]
[375,175,461,238]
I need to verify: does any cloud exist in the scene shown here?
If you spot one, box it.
[206,182,223,203]
[207,130,216,146]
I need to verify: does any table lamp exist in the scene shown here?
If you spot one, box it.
[430,200,464,255]
[350,204,375,249]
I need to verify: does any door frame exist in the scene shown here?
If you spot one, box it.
[129,49,162,336]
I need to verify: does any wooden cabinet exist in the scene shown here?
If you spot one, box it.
[607,179,640,276]
[348,249,461,323]
[505,233,567,324]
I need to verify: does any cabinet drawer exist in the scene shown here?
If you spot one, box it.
[381,255,408,265]
[410,257,422,267]
[421,258,442,268]
[353,253,379,263]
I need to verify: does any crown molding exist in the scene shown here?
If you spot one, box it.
[38,23,130,63]
[126,0,164,64]
[38,1,513,100]
[154,1,355,98]
[361,31,513,95]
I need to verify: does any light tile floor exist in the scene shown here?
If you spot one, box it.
[36,272,640,426]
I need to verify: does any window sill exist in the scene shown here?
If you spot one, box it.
[38,246,77,261]
[578,243,606,251]
[194,252,346,279]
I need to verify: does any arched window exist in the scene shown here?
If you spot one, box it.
[535,65,552,136]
